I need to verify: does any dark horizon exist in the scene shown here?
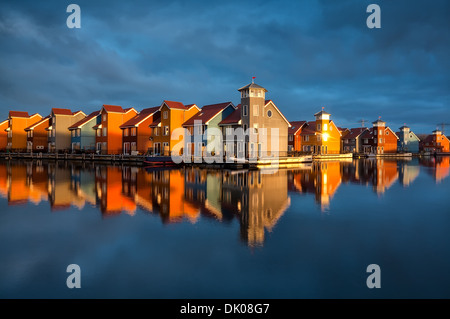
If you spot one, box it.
[1,0,449,134]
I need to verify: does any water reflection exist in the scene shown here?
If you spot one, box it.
[0,157,448,246]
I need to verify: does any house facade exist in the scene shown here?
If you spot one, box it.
[47,108,86,152]
[396,125,420,153]
[25,115,51,152]
[120,106,160,155]
[151,101,199,156]
[360,119,399,154]
[182,102,236,158]
[299,110,342,154]
[68,110,101,152]
[0,119,8,151]
[94,105,138,154]
[341,127,369,153]
[288,121,307,152]
[6,111,42,151]
[421,130,450,153]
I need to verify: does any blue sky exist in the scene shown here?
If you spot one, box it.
[0,0,448,134]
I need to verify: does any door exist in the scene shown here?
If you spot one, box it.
[123,142,130,154]
[258,143,262,158]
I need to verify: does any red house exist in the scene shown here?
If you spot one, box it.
[287,121,307,152]
[360,119,399,154]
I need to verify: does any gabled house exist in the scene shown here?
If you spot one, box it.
[94,105,138,154]
[151,101,200,156]
[420,130,450,153]
[119,107,160,155]
[182,102,236,158]
[218,104,243,158]
[360,119,399,154]
[47,108,86,152]
[0,119,9,151]
[298,110,342,154]
[68,110,101,152]
[396,125,420,153]
[24,115,51,152]
[6,111,42,151]
[341,127,369,153]
[288,121,307,152]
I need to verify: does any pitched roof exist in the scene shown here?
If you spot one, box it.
[24,115,51,131]
[120,107,159,128]
[219,104,241,125]
[9,111,29,118]
[314,110,330,117]
[344,127,369,140]
[300,121,317,135]
[238,82,268,92]
[264,100,291,127]
[52,108,73,115]
[361,128,375,139]
[68,111,100,130]
[148,111,161,127]
[288,121,307,135]
[102,105,124,113]
[372,119,386,125]
[162,100,187,110]
[182,102,234,126]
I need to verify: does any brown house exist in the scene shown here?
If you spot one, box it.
[288,121,307,152]
[360,119,399,154]
[120,106,160,155]
[24,115,51,152]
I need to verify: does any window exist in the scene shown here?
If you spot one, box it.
[243,124,248,131]
[71,130,75,137]
[374,130,377,135]
[323,123,328,131]
[155,128,159,136]
[253,105,259,116]
[317,123,321,131]
[97,129,101,137]
[364,139,368,144]
[131,127,137,136]
[164,126,169,136]
[103,114,106,122]
[379,138,382,143]
[379,129,383,135]
[197,125,202,135]
[52,129,55,137]
[103,127,107,136]
[317,135,321,141]
[303,135,309,142]
[131,142,137,151]
[267,110,272,118]
[243,105,248,116]
[386,131,389,135]
[289,135,293,141]
[124,129,129,137]
[226,127,233,136]
[163,111,168,119]
[29,131,33,138]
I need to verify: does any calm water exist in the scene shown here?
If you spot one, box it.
[0,157,449,298]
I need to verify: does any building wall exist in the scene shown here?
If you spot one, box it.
[383,128,398,153]
[0,121,8,151]
[9,115,42,150]
[53,113,85,151]
[80,116,99,150]
[30,118,50,152]
[137,115,156,154]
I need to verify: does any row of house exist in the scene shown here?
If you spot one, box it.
[1,82,449,156]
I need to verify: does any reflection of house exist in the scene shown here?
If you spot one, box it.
[398,161,420,187]
[6,111,42,151]
[299,110,342,154]
[95,166,136,215]
[47,163,85,210]
[149,169,199,223]
[120,107,160,155]
[25,115,51,152]
[288,161,342,211]
[420,130,450,153]
[396,125,420,153]
[221,170,290,246]
[360,119,399,154]
[372,159,399,194]
[420,156,450,183]
[0,119,8,151]
[71,165,97,205]
[68,111,101,152]
[0,163,7,198]
[6,164,29,205]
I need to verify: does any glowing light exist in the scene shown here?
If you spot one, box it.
[323,133,329,141]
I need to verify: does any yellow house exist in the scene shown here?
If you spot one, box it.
[6,111,42,151]
[150,100,199,156]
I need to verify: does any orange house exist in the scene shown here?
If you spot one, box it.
[0,119,8,151]
[93,105,138,154]
[24,115,51,152]
[151,101,200,156]
[5,111,42,151]
[287,121,307,152]
[360,119,399,154]
[421,130,450,153]
[120,106,160,155]
[299,110,342,154]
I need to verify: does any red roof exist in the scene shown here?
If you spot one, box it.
[24,115,50,131]
[219,104,241,125]
[183,102,233,126]
[103,105,124,113]
[288,121,307,135]
[120,107,159,128]
[360,128,374,139]
[300,121,317,135]
[9,111,29,118]
[344,127,369,140]
[52,108,73,115]
[68,111,100,130]
[163,100,186,110]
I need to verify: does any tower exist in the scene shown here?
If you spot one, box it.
[399,125,410,151]
[314,109,330,154]
[372,118,386,154]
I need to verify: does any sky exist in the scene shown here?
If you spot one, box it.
[0,0,448,134]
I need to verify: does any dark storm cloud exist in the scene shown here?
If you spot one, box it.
[0,0,448,133]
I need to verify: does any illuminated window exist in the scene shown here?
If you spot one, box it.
[323,123,328,131]
[163,111,168,119]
